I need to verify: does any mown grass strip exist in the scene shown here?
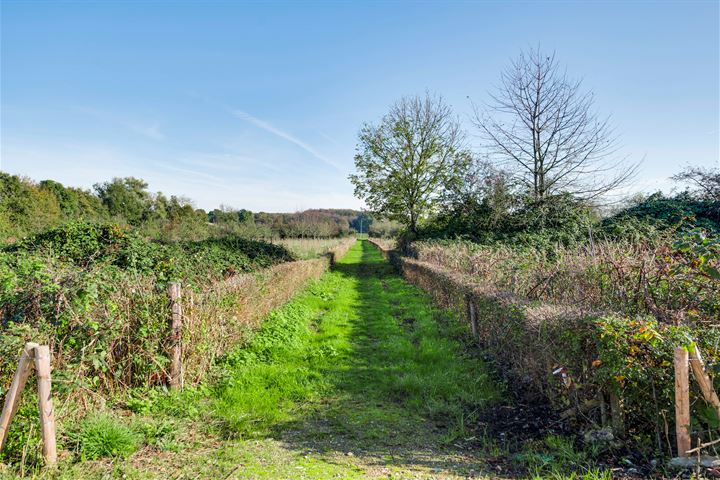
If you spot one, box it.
[211,239,499,444]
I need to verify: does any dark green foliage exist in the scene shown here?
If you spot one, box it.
[0,172,63,240]
[422,193,594,249]
[168,235,295,281]
[39,179,107,220]
[421,165,720,249]
[423,187,720,254]
[2,221,294,282]
[93,177,153,226]
[602,191,720,237]
[5,222,139,267]
[209,207,253,224]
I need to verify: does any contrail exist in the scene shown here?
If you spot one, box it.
[230,109,341,170]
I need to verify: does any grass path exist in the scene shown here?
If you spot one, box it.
[45,240,501,479]
[206,239,500,479]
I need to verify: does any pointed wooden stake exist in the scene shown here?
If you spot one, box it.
[689,344,720,419]
[0,342,38,453]
[168,282,183,389]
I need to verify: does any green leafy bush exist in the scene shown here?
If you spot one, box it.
[602,191,720,236]
[0,222,299,399]
[420,193,596,249]
[3,221,294,283]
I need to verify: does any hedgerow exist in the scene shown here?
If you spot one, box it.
[408,228,719,324]
[0,223,354,465]
[372,233,720,459]
[3,222,294,285]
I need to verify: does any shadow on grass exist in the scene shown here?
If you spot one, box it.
[269,240,499,477]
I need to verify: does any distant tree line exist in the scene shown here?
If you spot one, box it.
[0,173,400,243]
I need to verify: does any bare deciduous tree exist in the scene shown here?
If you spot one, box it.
[672,166,720,202]
[475,48,637,201]
[350,93,470,234]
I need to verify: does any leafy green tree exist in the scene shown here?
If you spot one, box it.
[0,173,62,239]
[39,179,107,220]
[237,209,253,223]
[94,177,152,226]
[350,93,470,234]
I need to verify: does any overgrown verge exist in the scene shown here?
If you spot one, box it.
[1,238,502,479]
[0,222,355,466]
[369,237,720,467]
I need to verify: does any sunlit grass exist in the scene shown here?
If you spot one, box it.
[212,239,499,443]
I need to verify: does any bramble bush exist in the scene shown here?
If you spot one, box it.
[0,222,299,388]
[3,222,294,284]
[0,221,326,464]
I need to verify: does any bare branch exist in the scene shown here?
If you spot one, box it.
[473,47,638,202]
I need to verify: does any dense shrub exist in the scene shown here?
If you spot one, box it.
[602,191,720,237]
[421,194,596,249]
[3,222,294,285]
[421,183,720,252]
[0,222,298,396]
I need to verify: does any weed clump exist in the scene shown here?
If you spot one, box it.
[74,414,140,460]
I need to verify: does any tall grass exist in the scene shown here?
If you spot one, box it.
[73,414,140,460]
[275,237,356,259]
[411,232,719,325]
[367,237,396,251]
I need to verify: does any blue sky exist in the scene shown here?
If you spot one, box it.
[1,1,718,212]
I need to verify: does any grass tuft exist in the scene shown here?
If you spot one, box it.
[74,414,140,460]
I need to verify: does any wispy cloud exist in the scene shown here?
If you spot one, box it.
[229,109,341,170]
[73,106,165,141]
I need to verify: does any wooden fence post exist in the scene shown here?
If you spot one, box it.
[598,390,608,427]
[0,342,38,453]
[674,346,691,457]
[466,294,478,340]
[33,345,57,465]
[168,282,183,389]
[689,345,720,419]
[610,392,625,437]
